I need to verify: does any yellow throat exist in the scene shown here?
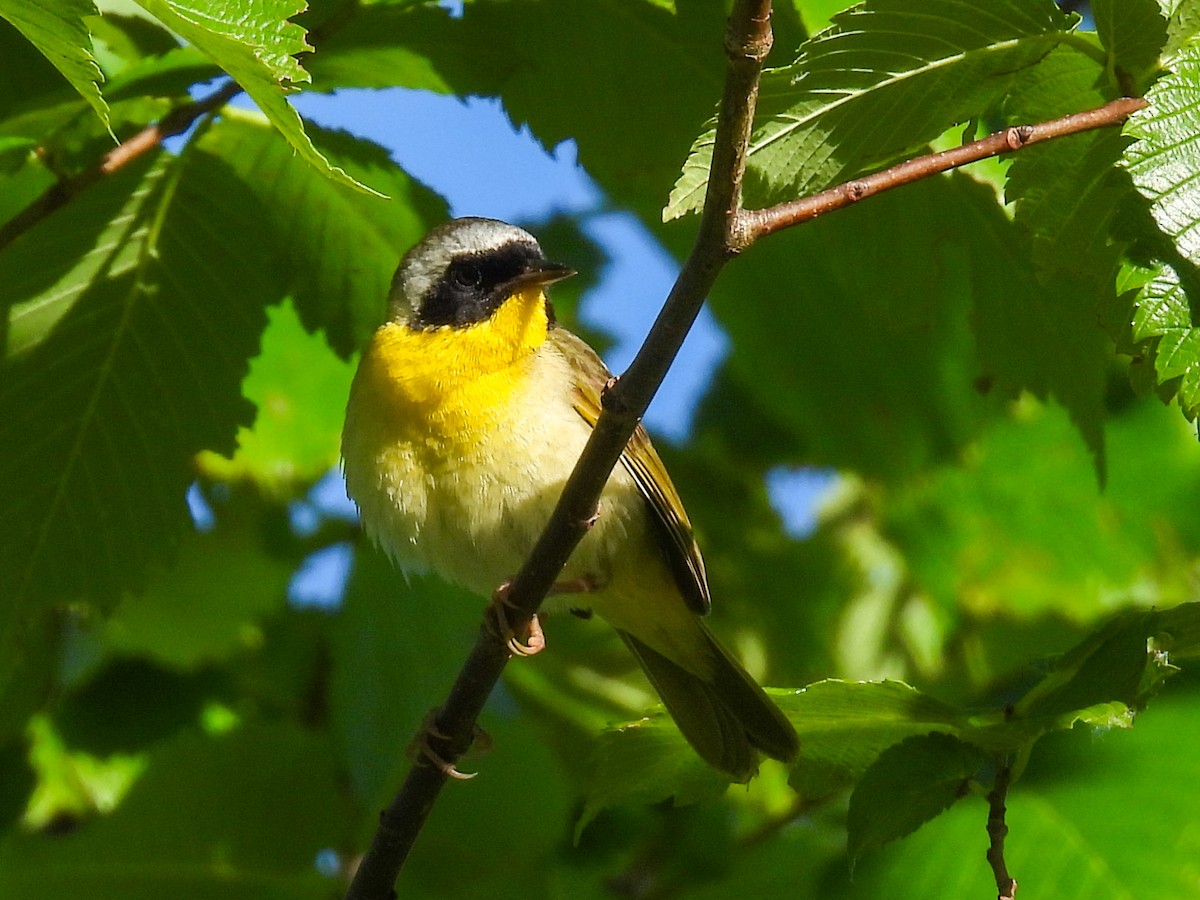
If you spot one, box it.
[353,286,551,440]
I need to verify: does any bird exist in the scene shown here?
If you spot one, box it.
[341,217,798,781]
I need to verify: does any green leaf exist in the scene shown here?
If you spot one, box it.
[1093,0,1168,80]
[132,0,380,195]
[330,547,483,808]
[838,690,1200,898]
[0,723,345,899]
[710,174,1004,479]
[579,709,730,840]
[0,0,111,134]
[1016,603,1200,723]
[0,150,282,626]
[100,498,293,669]
[1163,0,1200,59]
[198,111,447,356]
[846,732,983,859]
[197,300,355,491]
[775,680,964,798]
[666,0,1073,219]
[1121,47,1200,416]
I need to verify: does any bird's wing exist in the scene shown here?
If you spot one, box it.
[549,328,711,614]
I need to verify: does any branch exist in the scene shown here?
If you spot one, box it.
[342,3,775,899]
[986,761,1017,900]
[0,80,243,254]
[737,96,1146,244]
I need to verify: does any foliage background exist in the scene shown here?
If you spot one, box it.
[2,0,1200,897]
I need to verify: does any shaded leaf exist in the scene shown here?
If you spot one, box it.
[198,111,446,356]
[0,723,345,899]
[779,680,965,799]
[0,151,281,631]
[846,732,982,859]
[1093,0,1168,81]
[579,708,730,840]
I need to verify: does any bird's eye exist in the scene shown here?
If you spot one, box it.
[451,263,482,288]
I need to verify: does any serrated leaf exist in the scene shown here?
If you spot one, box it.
[132,0,380,196]
[578,709,728,840]
[1121,48,1200,415]
[1130,263,1200,416]
[1017,604,1200,723]
[1124,47,1200,262]
[1163,0,1200,59]
[0,150,283,647]
[197,111,447,356]
[666,0,1074,219]
[846,732,983,859]
[0,0,111,133]
[1093,0,1168,79]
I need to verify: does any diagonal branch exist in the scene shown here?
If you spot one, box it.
[342,14,1148,900]
[342,3,775,898]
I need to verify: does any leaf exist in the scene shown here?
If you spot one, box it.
[710,173,1006,479]
[0,150,283,634]
[132,0,380,195]
[1163,0,1200,59]
[666,0,1074,219]
[1121,47,1200,416]
[1016,603,1200,723]
[197,300,355,491]
[846,732,983,859]
[0,723,345,899]
[99,497,294,669]
[197,111,447,356]
[1093,0,1169,80]
[0,0,111,133]
[777,680,965,799]
[578,709,729,840]
[836,692,1200,898]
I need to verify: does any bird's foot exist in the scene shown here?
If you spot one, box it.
[407,710,492,781]
[487,582,546,657]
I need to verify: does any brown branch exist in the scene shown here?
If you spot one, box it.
[341,3,776,899]
[0,79,243,254]
[986,761,1017,900]
[737,96,1147,245]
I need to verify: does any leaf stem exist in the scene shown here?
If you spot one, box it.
[986,760,1017,900]
[736,96,1146,244]
[0,80,244,255]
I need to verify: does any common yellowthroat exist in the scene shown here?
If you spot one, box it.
[341,217,797,781]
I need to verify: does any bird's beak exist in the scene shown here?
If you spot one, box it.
[503,262,577,293]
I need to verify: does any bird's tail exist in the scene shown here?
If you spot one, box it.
[618,624,798,782]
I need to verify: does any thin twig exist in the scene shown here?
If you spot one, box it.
[737,96,1147,246]
[987,761,1017,900]
[0,79,243,254]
